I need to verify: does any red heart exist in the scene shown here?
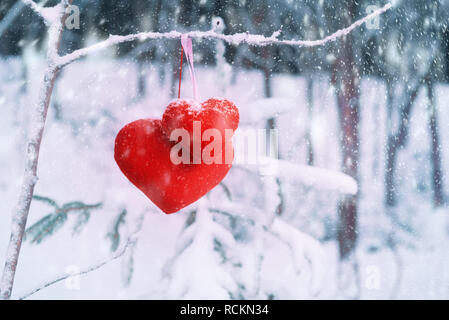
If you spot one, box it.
[114,98,239,214]
[162,98,239,141]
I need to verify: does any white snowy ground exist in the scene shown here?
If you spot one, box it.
[1,54,449,299]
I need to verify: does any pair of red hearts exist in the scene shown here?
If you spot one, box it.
[114,98,239,214]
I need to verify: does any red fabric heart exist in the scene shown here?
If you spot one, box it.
[114,98,239,214]
[162,98,239,141]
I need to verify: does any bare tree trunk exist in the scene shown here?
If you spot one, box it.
[263,61,274,152]
[426,80,444,207]
[0,0,71,300]
[170,42,182,99]
[305,75,314,165]
[262,62,284,216]
[332,35,360,260]
[385,80,423,207]
[263,66,272,98]
[136,58,146,100]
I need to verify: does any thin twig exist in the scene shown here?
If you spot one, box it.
[55,203,102,214]
[17,238,134,300]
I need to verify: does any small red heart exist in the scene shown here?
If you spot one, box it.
[162,98,239,141]
[114,98,239,214]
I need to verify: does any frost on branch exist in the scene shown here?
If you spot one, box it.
[257,157,358,195]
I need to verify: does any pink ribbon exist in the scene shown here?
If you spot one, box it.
[181,34,200,101]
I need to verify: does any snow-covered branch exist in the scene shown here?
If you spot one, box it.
[236,157,358,195]
[16,238,135,300]
[56,3,392,68]
[0,0,71,300]
[21,0,62,27]
[22,0,45,18]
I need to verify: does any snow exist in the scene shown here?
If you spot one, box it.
[269,218,328,296]
[1,0,448,299]
[1,57,449,299]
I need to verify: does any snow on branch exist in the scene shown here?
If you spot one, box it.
[56,3,392,68]
[0,0,73,300]
[237,157,358,195]
[22,0,64,26]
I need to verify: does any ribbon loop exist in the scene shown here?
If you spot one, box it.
[180,34,200,101]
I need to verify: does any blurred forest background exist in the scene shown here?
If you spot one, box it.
[1,0,449,299]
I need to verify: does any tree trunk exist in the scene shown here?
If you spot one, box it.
[385,80,423,206]
[333,35,360,260]
[263,66,283,215]
[170,48,181,99]
[305,75,314,165]
[136,58,146,100]
[264,63,273,153]
[426,80,444,207]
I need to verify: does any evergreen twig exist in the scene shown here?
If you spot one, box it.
[106,209,127,252]
[24,195,102,244]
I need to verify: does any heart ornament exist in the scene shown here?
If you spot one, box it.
[114,98,239,213]
[114,35,239,214]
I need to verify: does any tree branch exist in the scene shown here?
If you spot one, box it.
[0,0,72,300]
[56,3,392,68]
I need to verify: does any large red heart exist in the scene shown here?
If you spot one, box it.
[114,98,239,214]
